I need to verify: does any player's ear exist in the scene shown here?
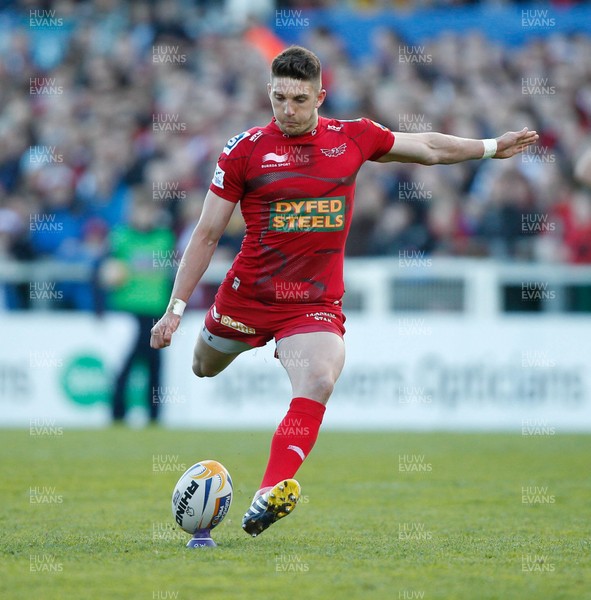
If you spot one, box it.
[267,82,272,97]
[316,88,327,108]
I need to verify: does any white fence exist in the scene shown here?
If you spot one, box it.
[342,258,591,315]
[1,257,590,314]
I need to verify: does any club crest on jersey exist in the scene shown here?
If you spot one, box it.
[320,143,347,158]
[223,131,250,155]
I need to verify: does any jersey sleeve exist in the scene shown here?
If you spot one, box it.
[208,130,251,203]
[358,118,395,162]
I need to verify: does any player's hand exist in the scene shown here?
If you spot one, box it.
[150,312,181,349]
[493,127,539,159]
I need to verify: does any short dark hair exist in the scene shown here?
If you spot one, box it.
[271,46,322,84]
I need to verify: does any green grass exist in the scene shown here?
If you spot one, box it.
[1,429,589,599]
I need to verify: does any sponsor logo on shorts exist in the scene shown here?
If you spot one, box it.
[269,196,345,232]
[305,311,336,323]
[221,314,256,335]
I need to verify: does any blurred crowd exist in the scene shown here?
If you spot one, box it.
[0,0,590,310]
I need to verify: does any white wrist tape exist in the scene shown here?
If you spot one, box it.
[167,298,186,317]
[482,138,497,159]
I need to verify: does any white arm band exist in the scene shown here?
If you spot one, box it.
[167,298,186,317]
[482,138,497,159]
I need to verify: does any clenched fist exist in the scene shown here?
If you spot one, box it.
[150,312,181,348]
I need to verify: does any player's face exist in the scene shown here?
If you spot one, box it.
[268,77,326,136]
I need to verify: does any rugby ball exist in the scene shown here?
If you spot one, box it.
[171,460,233,534]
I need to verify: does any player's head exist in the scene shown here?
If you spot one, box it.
[268,46,326,136]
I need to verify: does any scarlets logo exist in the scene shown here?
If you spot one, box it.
[320,143,347,158]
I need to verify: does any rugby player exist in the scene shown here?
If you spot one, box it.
[150,46,538,538]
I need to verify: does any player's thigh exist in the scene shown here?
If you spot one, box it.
[276,331,345,402]
[192,334,243,378]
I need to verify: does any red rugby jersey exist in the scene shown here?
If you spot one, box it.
[209,116,394,304]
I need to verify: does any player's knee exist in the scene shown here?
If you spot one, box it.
[308,373,336,403]
[191,358,205,378]
[192,357,217,378]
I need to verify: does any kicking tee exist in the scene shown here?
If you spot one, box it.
[209,116,394,304]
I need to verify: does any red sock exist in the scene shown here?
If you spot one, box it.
[260,397,326,489]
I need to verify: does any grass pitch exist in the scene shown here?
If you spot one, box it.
[1,428,589,599]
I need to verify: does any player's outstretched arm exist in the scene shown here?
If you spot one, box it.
[150,191,236,349]
[377,127,539,165]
